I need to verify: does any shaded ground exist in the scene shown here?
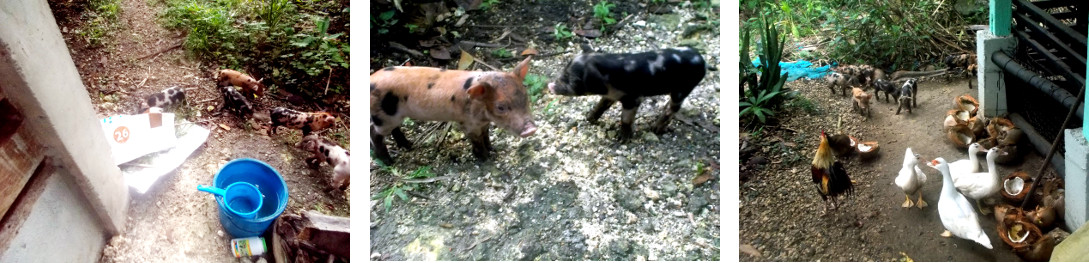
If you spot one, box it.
[48,0,350,261]
[369,0,720,261]
[738,76,1063,261]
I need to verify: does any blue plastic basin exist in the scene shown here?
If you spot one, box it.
[212,158,288,238]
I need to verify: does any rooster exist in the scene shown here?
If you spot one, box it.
[811,131,855,212]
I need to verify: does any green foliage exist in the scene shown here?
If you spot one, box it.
[491,48,513,58]
[79,0,122,46]
[161,0,349,98]
[523,73,547,103]
[371,165,436,212]
[288,15,350,81]
[553,23,574,41]
[479,0,500,10]
[740,0,987,68]
[372,10,397,35]
[739,89,780,124]
[740,16,789,128]
[593,1,617,25]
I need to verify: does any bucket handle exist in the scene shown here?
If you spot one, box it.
[197,185,226,196]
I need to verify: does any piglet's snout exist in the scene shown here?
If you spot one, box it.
[520,122,538,137]
[547,82,556,94]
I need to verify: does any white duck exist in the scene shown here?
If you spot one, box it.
[953,146,1006,214]
[927,157,993,249]
[895,148,927,208]
[949,143,984,179]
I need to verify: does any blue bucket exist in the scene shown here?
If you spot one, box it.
[212,158,288,238]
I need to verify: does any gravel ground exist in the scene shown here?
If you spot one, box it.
[738,76,1060,261]
[369,1,721,261]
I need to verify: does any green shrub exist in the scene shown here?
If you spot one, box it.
[740,16,789,129]
[740,0,987,69]
[160,0,349,98]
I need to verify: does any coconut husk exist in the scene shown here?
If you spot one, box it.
[954,94,980,117]
[947,124,975,149]
[1002,171,1033,204]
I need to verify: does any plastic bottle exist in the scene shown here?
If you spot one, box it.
[231,237,267,257]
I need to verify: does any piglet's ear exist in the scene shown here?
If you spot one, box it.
[467,82,491,100]
[513,56,532,81]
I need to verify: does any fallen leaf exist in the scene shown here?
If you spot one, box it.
[521,47,539,57]
[218,124,231,131]
[692,168,713,186]
[740,244,761,257]
[419,39,440,48]
[430,46,451,60]
[206,105,214,111]
[458,51,475,70]
[573,29,601,38]
[899,251,913,262]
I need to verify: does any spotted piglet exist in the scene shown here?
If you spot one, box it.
[215,69,265,99]
[548,47,708,141]
[370,56,537,164]
[297,135,350,190]
[219,85,253,118]
[135,86,186,114]
[268,107,336,136]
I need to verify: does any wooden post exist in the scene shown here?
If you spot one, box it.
[990,0,1012,36]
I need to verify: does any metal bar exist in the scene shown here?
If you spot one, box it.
[1009,113,1067,177]
[1025,0,1076,10]
[1014,30,1087,88]
[1015,0,1088,48]
[1013,11,1088,63]
[1021,77,1087,209]
[992,51,1085,120]
[1052,11,1080,20]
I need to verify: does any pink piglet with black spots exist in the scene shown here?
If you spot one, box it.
[268,107,336,136]
[297,135,349,190]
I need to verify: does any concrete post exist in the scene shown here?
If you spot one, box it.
[1065,128,1089,231]
[0,0,128,234]
[976,30,1016,117]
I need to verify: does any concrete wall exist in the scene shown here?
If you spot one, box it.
[0,0,128,234]
[1066,128,1088,231]
[0,169,107,263]
[975,29,1016,117]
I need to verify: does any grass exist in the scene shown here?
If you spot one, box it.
[372,165,436,212]
[79,0,123,46]
[788,94,819,115]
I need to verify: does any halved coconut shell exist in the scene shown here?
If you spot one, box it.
[954,94,980,117]
[988,117,1016,138]
[1002,171,1033,204]
[947,124,975,149]
[857,141,879,160]
[999,218,1043,251]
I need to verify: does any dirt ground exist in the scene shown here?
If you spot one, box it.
[738,75,1067,261]
[369,0,720,261]
[47,0,350,262]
